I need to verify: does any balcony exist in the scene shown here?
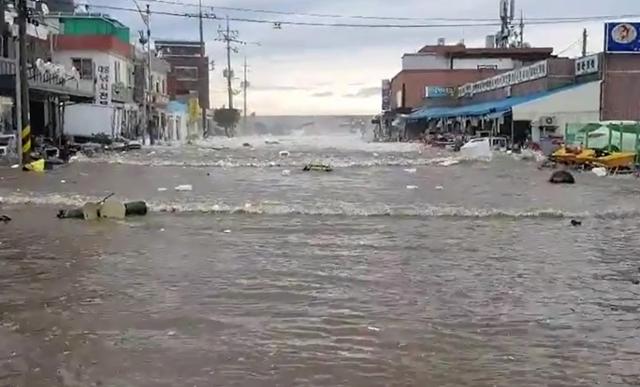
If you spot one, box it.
[111,82,134,103]
[0,57,95,98]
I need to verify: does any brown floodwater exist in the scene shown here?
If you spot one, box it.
[1,134,640,386]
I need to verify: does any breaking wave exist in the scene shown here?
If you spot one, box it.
[72,154,477,169]
[2,193,639,220]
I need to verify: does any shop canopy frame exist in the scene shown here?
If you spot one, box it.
[408,83,586,121]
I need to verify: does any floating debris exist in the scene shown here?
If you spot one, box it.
[549,170,575,184]
[367,326,381,332]
[592,167,607,177]
[302,163,333,172]
[157,187,168,192]
[435,185,444,190]
[404,168,417,174]
[406,185,419,190]
[279,150,290,157]
[281,169,291,176]
[174,184,193,192]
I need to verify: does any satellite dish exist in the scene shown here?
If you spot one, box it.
[40,3,49,15]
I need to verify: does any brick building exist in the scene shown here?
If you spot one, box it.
[154,40,209,111]
[389,43,554,111]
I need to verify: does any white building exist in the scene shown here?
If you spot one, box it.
[50,15,138,139]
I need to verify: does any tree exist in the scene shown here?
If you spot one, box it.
[214,108,240,137]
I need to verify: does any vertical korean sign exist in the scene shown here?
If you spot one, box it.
[96,65,112,105]
[381,79,391,112]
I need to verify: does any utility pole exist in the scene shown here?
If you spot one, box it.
[242,57,248,127]
[519,10,524,47]
[582,28,588,57]
[198,0,207,136]
[225,16,233,110]
[146,4,153,144]
[17,0,30,164]
[216,16,246,111]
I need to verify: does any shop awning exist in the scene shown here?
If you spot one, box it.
[408,83,592,121]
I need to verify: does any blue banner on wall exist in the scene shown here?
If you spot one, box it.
[605,22,640,53]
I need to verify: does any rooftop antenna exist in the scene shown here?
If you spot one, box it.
[519,10,524,47]
[509,0,515,21]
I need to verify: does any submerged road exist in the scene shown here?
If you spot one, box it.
[1,133,640,386]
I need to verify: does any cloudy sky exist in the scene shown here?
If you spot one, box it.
[89,0,640,115]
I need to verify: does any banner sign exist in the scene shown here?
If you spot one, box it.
[605,22,640,53]
[425,86,454,98]
[381,79,391,111]
[458,60,547,97]
[96,65,111,105]
[575,54,599,76]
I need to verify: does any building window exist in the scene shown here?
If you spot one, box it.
[128,65,133,86]
[71,58,93,80]
[114,60,121,83]
[162,79,166,94]
[174,66,198,81]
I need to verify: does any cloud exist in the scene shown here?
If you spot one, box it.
[98,0,640,114]
[311,91,334,97]
[252,85,306,91]
[344,86,380,98]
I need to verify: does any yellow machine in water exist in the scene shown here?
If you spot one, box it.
[551,146,636,171]
[550,147,595,165]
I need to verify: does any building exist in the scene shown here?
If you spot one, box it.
[406,22,640,146]
[154,40,209,112]
[0,7,94,143]
[389,42,554,112]
[50,14,139,138]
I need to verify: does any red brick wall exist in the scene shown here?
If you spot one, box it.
[390,69,500,110]
[54,35,132,59]
[162,56,210,110]
[602,54,640,121]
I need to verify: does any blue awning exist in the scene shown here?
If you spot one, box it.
[408,84,584,120]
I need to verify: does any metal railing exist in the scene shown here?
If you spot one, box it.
[0,57,95,97]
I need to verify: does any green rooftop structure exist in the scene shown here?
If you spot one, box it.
[59,15,130,45]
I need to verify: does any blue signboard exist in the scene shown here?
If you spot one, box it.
[425,86,454,98]
[605,22,640,53]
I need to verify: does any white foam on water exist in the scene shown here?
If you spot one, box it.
[3,192,633,219]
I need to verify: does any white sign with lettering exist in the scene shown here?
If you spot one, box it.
[575,54,599,76]
[458,60,548,97]
[96,65,111,105]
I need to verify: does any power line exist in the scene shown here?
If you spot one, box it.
[45,0,640,29]
[50,2,640,29]
[120,0,640,24]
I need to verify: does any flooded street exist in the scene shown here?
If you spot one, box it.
[2,133,640,386]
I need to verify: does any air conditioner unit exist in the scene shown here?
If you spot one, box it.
[540,116,558,127]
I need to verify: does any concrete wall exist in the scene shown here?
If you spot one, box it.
[402,54,449,70]
[602,54,640,121]
[512,81,601,131]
